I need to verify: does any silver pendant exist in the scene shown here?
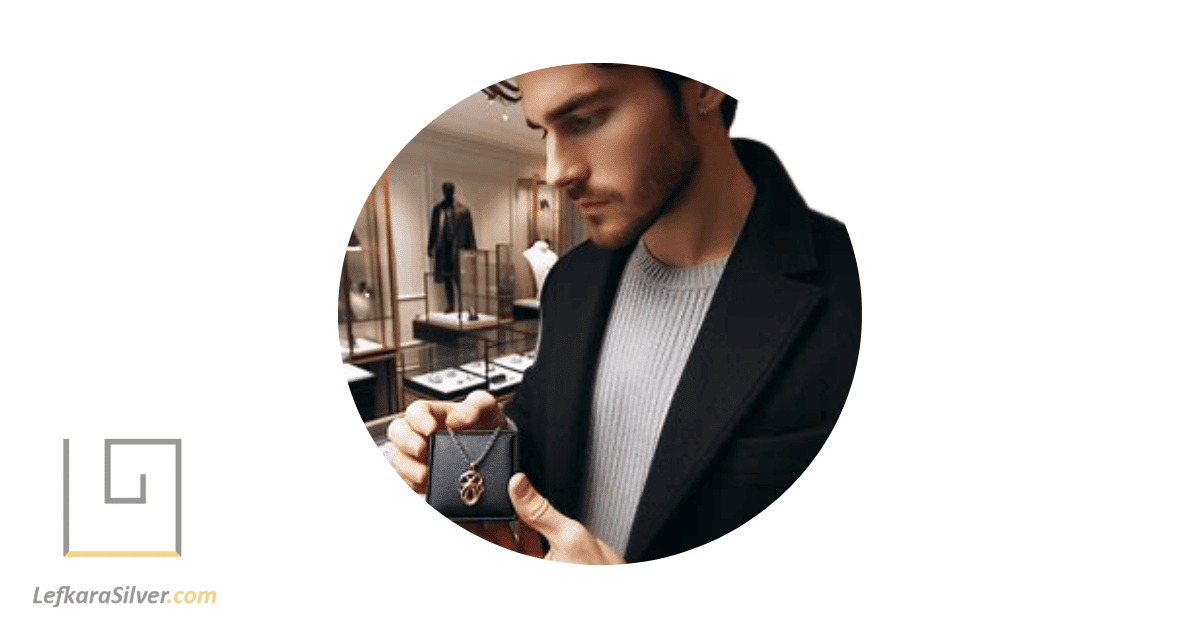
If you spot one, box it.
[459,466,484,506]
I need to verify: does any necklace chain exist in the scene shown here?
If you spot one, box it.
[446,425,503,470]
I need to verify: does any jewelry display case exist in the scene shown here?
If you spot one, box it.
[401,334,489,401]
[414,246,516,343]
[339,195,401,420]
[399,319,538,405]
[340,200,397,359]
[495,243,516,322]
[456,319,538,396]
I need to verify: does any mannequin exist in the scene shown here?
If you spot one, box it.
[427,181,476,314]
[523,239,558,300]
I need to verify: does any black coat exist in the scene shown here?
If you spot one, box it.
[504,139,862,562]
[427,201,476,283]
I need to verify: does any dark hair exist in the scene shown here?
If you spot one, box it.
[482,64,738,129]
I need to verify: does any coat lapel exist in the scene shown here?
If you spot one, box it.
[624,139,825,561]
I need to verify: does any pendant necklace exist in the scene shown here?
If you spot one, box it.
[446,425,503,506]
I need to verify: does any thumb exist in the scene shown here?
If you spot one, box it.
[508,473,570,541]
[446,390,503,430]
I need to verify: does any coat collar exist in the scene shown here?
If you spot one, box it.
[728,138,818,277]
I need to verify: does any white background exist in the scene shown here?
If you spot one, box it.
[2,1,1197,626]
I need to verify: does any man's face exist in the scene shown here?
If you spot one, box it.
[516,64,700,249]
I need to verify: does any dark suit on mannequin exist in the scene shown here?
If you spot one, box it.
[503,139,862,562]
[428,181,477,313]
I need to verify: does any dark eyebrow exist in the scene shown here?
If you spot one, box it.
[525,87,614,130]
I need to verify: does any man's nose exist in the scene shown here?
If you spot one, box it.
[545,136,586,194]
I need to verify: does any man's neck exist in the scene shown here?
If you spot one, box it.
[642,139,755,268]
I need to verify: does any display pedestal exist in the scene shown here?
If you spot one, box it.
[413,312,499,343]
[348,352,398,420]
[345,362,376,421]
[425,311,499,327]
[513,298,540,321]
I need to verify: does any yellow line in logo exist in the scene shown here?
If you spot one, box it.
[65,551,181,557]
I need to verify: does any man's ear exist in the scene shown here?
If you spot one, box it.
[692,81,727,117]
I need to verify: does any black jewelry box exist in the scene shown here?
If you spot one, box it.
[426,428,518,522]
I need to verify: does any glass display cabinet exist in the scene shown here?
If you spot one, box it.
[402,334,490,401]
[399,319,538,406]
[340,201,395,360]
[339,196,400,420]
[457,319,538,396]
[414,245,515,343]
[495,243,516,322]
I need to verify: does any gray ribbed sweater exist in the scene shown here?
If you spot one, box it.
[577,239,728,558]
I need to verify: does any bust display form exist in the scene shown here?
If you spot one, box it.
[523,239,558,299]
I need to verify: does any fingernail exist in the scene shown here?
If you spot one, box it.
[509,473,532,501]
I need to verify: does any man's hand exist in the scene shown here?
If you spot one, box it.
[387,390,505,494]
[386,393,623,564]
[507,473,625,565]
[386,391,542,556]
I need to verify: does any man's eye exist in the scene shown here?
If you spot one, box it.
[570,113,604,133]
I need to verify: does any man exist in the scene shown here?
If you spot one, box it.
[389,63,861,564]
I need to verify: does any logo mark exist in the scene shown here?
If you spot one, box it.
[62,439,182,557]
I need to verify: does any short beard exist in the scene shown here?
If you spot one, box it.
[595,111,700,250]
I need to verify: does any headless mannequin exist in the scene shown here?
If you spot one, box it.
[523,239,558,300]
[428,181,476,315]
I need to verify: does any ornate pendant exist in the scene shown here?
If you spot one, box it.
[459,466,484,506]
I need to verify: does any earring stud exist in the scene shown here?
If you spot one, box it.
[699,103,710,115]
